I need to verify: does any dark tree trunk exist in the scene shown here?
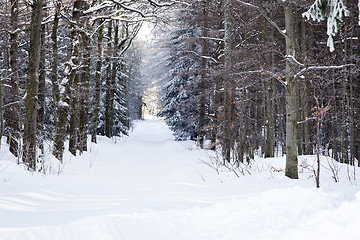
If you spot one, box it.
[8,0,20,157]
[91,24,104,143]
[105,21,113,138]
[51,1,60,116]
[37,19,46,155]
[68,0,83,156]
[78,0,91,153]
[284,3,299,179]
[54,0,82,161]
[23,0,43,170]
[198,0,208,149]
[222,0,236,163]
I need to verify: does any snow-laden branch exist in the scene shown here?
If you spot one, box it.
[199,36,224,42]
[84,1,114,15]
[2,101,21,109]
[303,0,351,52]
[186,51,218,63]
[119,22,142,56]
[235,0,286,38]
[294,64,355,79]
[285,55,305,67]
[232,69,286,87]
[110,0,146,17]
[147,0,175,7]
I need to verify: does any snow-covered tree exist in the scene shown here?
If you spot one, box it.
[159,25,201,140]
[303,0,360,51]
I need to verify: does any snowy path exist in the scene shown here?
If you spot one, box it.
[0,119,244,238]
[1,119,360,239]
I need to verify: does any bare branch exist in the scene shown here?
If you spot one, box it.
[199,36,224,42]
[232,69,286,87]
[147,0,175,7]
[235,0,286,38]
[186,51,218,63]
[294,64,355,79]
[285,55,305,67]
[109,0,146,17]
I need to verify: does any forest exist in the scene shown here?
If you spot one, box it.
[0,0,359,181]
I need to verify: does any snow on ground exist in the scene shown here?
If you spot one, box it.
[0,118,359,239]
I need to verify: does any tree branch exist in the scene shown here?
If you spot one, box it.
[147,0,175,7]
[232,69,286,87]
[294,64,355,79]
[235,0,286,38]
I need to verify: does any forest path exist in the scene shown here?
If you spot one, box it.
[1,119,359,240]
[0,118,245,232]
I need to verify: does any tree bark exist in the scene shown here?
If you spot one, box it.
[8,0,20,157]
[341,35,348,164]
[222,0,236,163]
[104,21,113,138]
[37,16,46,155]
[68,0,84,156]
[198,0,208,149]
[284,3,299,179]
[91,24,104,143]
[51,1,60,119]
[23,0,43,170]
[53,0,82,161]
[0,75,2,144]
[263,18,274,158]
[78,0,91,153]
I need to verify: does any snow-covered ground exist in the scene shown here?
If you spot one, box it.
[0,118,359,239]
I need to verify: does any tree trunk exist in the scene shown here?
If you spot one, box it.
[341,36,348,164]
[222,0,236,163]
[53,0,82,161]
[284,3,299,179]
[51,1,60,120]
[0,69,3,144]
[211,74,221,151]
[315,97,320,188]
[91,24,104,143]
[109,20,119,135]
[23,0,43,170]
[68,0,84,156]
[198,0,208,148]
[299,17,311,155]
[68,67,80,156]
[8,0,20,157]
[78,0,91,153]
[349,33,355,166]
[105,21,113,138]
[37,17,46,155]
[263,18,274,158]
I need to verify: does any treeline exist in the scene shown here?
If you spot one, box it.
[160,0,360,178]
[0,0,171,170]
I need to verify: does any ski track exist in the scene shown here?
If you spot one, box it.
[0,119,360,239]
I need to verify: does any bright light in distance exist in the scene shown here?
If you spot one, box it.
[137,23,153,41]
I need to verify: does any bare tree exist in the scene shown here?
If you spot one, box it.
[23,0,43,170]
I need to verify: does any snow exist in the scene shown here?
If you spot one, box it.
[303,0,350,52]
[1,119,360,239]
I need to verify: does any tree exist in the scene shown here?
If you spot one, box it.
[198,0,209,148]
[283,2,299,179]
[303,0,351,52]
[54,0,82,160]
[222,0,236,162]
[23,0,43,170]
[7,0,21,157]
[91,22,104,143]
